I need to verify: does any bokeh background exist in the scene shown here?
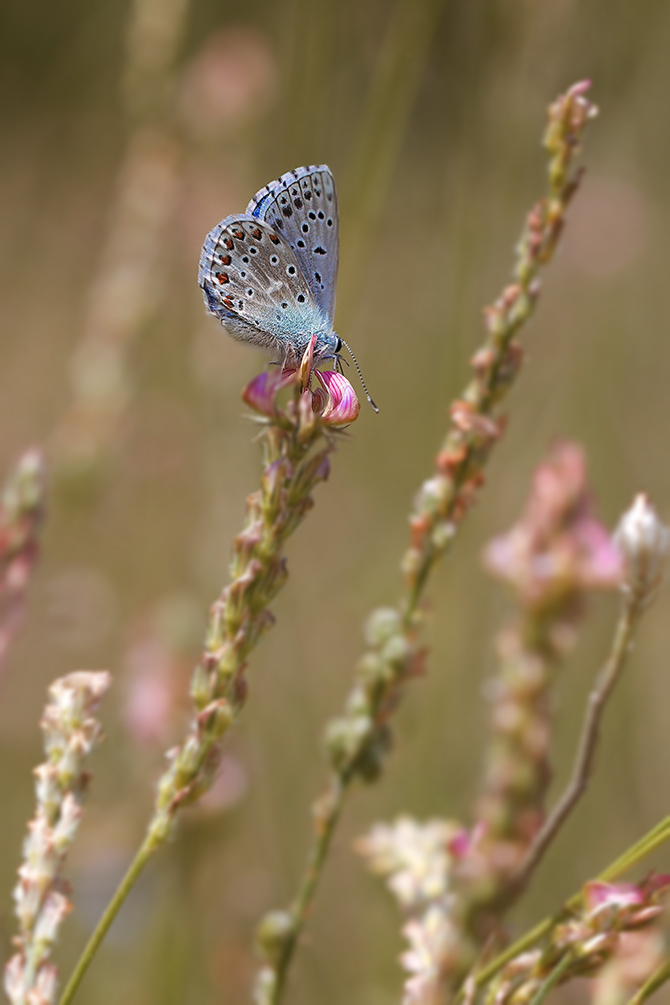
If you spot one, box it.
[2,1,670,1003]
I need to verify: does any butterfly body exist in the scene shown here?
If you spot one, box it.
[199,165,341,368]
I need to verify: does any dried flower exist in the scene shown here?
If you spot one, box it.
[5,671,111,1005]
[614,494,669,606]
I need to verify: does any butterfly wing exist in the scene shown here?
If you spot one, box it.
[247,165,339,325]
[198,213,332,365]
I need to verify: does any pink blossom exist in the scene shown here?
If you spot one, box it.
[313,369,360,426]
[242,369,296,417]
[242,366,360,427]
[483,442,622,608]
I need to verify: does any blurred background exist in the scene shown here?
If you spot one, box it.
[2,1,670,1003]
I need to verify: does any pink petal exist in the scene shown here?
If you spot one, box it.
[242,369,296,416]
[584,881,643,911]
[314,369,360,426]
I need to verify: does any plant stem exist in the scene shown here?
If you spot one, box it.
[59,372,336,1003]
[58,836,155,1005]
[255,81,598,1004]
[627,959,670,1005]
[267,774,349,1004]
[510,592,642,893]
[528,953,574,1005]
[468,815,670,996]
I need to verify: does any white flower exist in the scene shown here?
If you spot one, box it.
[357,817,461,911]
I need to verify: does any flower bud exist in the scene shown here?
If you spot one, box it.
[255,910,294,966]
[614,494,670,605]
[365,607,402,647]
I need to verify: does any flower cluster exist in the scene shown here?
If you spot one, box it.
[357,817,464,912]
[242,335,360,428]
[403,82,597,602]
[357,818,468,1005]
[252,83,601,1005]
[357,445,626,1001]
[487,877,670,1005]
[0,449,46,674]
[149,354,358,846]
[467,445,620,915]
[484,442,622,611]
[5,671,111,1005]
[324,606,426,784]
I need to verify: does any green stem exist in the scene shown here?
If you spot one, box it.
[528,953,574,1005]
[599,816,670,881]
[58,836,156,1005]
[259,83,597,1005]
[268,775,348,1005]
[509,594,641,893]
[469,815,670,995]
[628,959,670,1005]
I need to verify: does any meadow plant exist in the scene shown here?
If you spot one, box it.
[0,450,46,676]
[4,672,111,1005]
[4,80,670,1005]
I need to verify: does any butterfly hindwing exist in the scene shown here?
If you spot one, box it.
[198,213,330,363]
[247,165,339,324]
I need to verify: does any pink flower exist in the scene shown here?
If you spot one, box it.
[242,369,296,417]
[584,881,645,912]
[242,366,360,427]
[483,442,622,609]
[581,876,670,929]
[313,369,360,426]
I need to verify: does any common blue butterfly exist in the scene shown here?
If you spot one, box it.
[198,165,377,410]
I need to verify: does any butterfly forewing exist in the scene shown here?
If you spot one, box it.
[198,214,330,362]
[247,165,339,324]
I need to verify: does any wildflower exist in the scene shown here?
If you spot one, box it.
[5,671,111,1005]
[242,344,360,428]
[242,369,295,418]
[312,369,360,426]
[484,442,622,610]
[0,449,46,672]
[489,876,670,1005]
[357,817,462,912]
[401,907,460,1005]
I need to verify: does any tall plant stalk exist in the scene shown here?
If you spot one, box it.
[253,81,598,1005]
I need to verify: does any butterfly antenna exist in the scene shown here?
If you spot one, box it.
[339,338,379,413]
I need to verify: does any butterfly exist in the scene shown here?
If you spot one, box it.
[198,165,377,410]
